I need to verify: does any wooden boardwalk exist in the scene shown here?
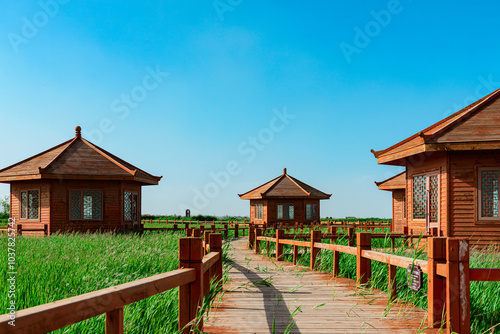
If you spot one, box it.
[204,238,438,334]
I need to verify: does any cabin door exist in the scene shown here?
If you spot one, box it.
[426,173,439,235]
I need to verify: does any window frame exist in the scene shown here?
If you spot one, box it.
[124,190,139,222]
[277,204,294,220]
[411,171,440,228]
[306,203,318,220]
[19,189,40,221]
[68,189,104,221]
[477,167,500,222]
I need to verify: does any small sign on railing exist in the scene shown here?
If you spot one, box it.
[407,264,423,292]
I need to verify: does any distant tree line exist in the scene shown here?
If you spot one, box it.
[0,195,9,220]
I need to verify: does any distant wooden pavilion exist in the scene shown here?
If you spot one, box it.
[372,88,500,245]
[239,168,331,226]
[375,171,406,233]
[0,126,161,234]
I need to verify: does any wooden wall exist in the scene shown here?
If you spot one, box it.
[10,180,144,234]
[450,150,500,246]
[406,152,448,235]
[249,199,267,224]
[11,181,50,235]
[392,189,405,233]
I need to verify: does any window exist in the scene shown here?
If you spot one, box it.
[306,204,318,220]
[412,173,439,225]
[124,191,139,221]
[277,204,294,220]
[478,168,499,220]
[20,190,39,220]
[255,204,263,219]
[70,190,103,220]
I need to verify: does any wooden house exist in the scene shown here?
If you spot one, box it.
[0,126,161,234]
[372,88,500,246]
[239,168,331,226]
[375,172,406,233]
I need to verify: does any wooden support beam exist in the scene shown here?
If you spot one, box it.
[235,224,239,238]
[255,228,261,254]
[276,229,284,261]
[356,232,371,286]
[179,237,204,333]
[427,237,446,328]
[249,225,255,249]
[388,264,397,303]
[332,250,340,278]
[446,238,470,334]
[105,308,123,334]
[210,234,223,290]
[310,230,321,270]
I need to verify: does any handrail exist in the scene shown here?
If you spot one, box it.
[361,250,428,273]
[202,252,220,273]
[0,269,195,334]
[313,242,357,256]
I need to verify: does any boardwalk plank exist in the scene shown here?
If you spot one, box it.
[205,238,439,334]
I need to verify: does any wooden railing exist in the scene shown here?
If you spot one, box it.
[0,233,223,334]
[144,220,250,238]
[249,227,500,334]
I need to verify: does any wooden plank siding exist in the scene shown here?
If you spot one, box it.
[392,189,405,233]
[406,152,448,236]
[449,150,500,246]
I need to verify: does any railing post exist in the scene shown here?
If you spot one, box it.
[235,223,239,238]
[105,307,124,334]
[388,264,397,303]
[347,227,355,247]
[446,238,470,334]
[293,244,298,265]
[185,227,192,237]
[249,225,255,249]
[427,237,446,328]
[255,228,261,254]
[356,232,371,286]
[203,231,211,255]
[310,230,321,270]
[193,228,201,237]
[224,224,228,239]
[179,237,204,333]
[210,233,223,290]
[276,229,284,261]
[332,248,340,277]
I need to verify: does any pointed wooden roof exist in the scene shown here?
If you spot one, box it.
[375,171,406,191]
[372,88,500,165]
[239,168,331,200]
[0,126,162,185]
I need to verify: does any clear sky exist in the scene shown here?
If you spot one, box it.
[1,1,499,218]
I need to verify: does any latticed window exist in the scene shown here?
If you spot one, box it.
[412,173,439,223]
[70,190,103,220]
[306,204,318,220]
[254,204,263,219]
[479,168,499,220]
[412,175,427,220]
[124,192,132,221]
[277,204,294,220]
[20,190,39,220]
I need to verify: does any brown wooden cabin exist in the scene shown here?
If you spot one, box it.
[238,168,331,226]
[375,171,406,233]
[372,88,500,246]
[0,126,161,235]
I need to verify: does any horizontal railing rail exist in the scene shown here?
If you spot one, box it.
[1,233,224,334]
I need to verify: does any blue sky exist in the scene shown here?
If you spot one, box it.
[1,1,499,218]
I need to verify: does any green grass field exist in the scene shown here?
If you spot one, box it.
[258,228,500,333]
[0,231,220,333]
